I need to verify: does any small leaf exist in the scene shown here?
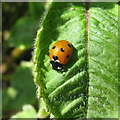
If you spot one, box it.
[7,17,38,49]
[7,3,45,50]
[11,104,37,118]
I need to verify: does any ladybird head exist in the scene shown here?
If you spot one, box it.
[50,60,63,71]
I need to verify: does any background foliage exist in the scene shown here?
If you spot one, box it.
[2,2,49,118]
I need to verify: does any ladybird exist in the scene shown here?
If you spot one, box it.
[49,40,73,71]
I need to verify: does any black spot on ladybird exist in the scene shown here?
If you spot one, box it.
[52,46,56,49]
[68,44,71,48]
[60,48,65,52]
[67,55,70,58]
[53,55,58,60]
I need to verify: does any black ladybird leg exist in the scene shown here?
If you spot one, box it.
[50,61,53,64]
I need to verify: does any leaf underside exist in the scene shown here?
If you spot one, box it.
[34,2,118,118]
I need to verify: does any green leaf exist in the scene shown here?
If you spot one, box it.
[7,17,38,50]
[34,2,88,118]
[87,2,118,118]
[37,98,49,118]
[11,104,37,118]
[7,3,45,50]
[2,61,36,112]
[34,2,118,118]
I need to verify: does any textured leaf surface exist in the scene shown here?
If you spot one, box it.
[87,3,118,118]
[35,2,88,118]
[34,2,118,118]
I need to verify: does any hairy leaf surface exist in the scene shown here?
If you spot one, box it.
[87,3,118,118]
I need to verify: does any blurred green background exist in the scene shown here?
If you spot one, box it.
[2,2,48,118]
